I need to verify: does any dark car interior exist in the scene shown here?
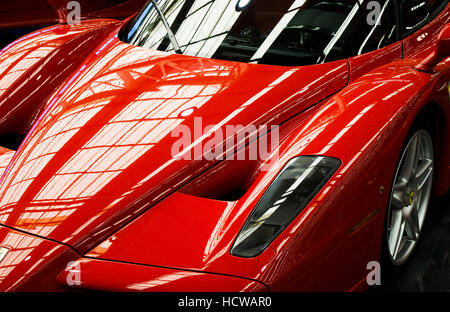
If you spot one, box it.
[213,0,356,66]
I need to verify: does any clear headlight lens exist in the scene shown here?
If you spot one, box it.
[231,156,341,258]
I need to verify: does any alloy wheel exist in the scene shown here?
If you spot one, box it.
[387,130,434,266]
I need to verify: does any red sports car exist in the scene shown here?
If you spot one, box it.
[0,0,448,292]
[0,0,148,48]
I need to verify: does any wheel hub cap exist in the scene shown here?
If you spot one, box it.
[408,191,415,206]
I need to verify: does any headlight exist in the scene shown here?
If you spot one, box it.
[231,156,341,258]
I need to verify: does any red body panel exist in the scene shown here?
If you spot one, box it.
[0,29,349,254]
[0,3,448,292]
[56,258,268,292]
[0,148,14,178]
[0,224,78,292]
[348,41,402,82]
[83,63,450,291]
[0,20,122,135]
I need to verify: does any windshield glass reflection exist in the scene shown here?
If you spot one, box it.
[122,0,362,66]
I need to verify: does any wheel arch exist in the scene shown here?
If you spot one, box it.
[413,101,450,196]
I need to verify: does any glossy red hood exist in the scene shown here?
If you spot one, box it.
[0,34,348,253]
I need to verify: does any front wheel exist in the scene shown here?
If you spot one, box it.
[385,129,434,266]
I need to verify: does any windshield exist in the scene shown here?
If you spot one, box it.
[121,0,362,66]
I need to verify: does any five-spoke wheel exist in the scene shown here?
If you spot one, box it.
[386,129,434,266]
